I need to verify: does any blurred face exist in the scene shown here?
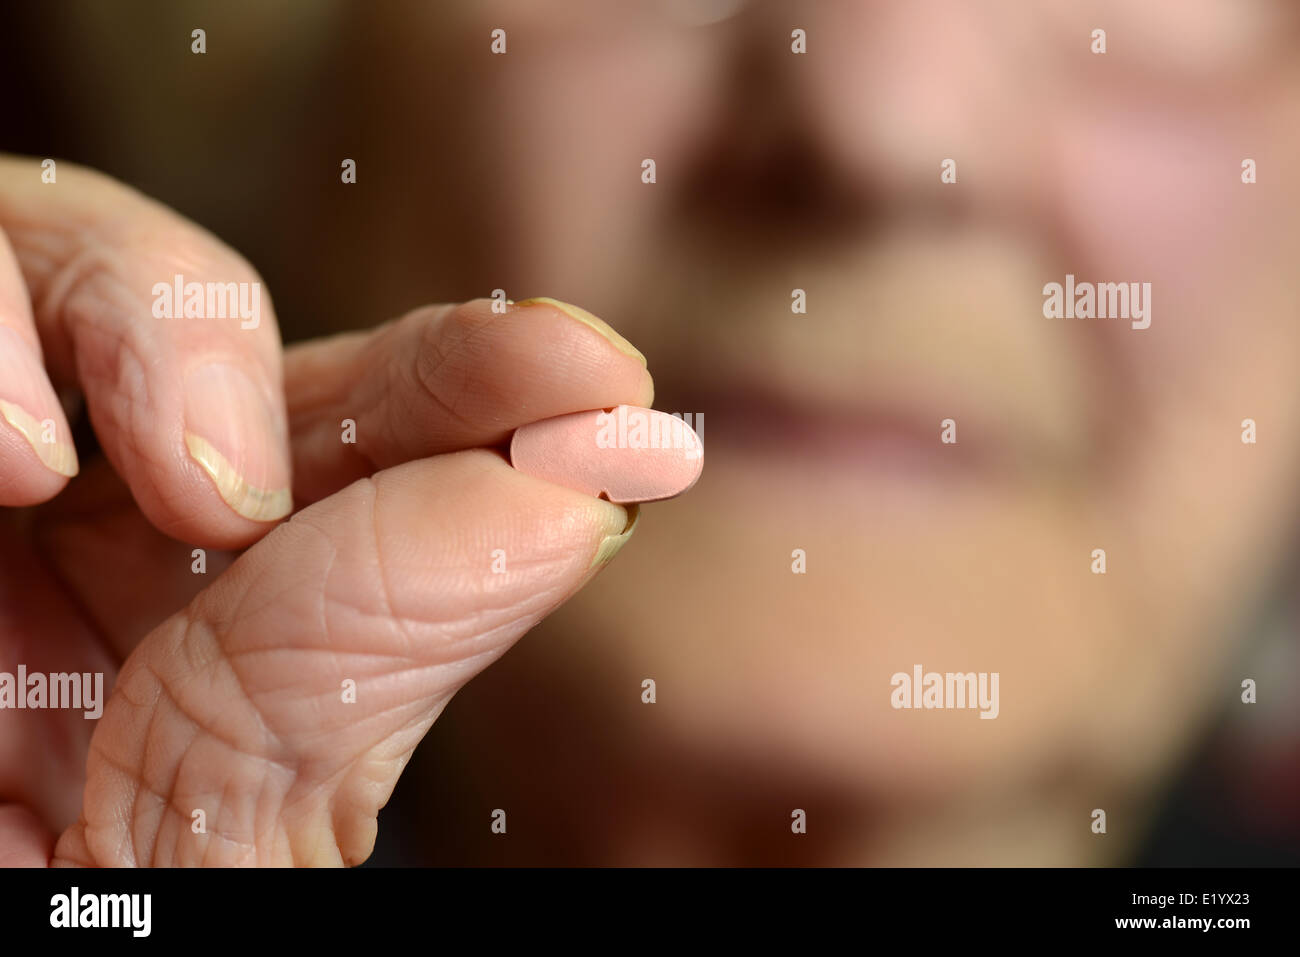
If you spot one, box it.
[435,0,1300,856]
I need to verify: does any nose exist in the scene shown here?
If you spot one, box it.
[680,0,1044,233]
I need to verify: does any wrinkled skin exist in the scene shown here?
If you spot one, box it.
[0,158,648,865]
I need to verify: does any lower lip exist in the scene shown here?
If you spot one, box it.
[688,392,1002,481]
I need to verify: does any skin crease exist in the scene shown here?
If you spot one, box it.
[3,0,1299,865]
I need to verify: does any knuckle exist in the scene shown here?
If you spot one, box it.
[409,303,489,432]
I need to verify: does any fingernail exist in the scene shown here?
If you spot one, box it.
[0,399,79,476]
[0,326,78,477]
[590,503,640,569]
[183,362,292,522]
[514,297,647,366]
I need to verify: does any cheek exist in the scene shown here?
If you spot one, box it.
[485,31,722,295]
[1055,106,1251,315]
[1051,95,1300,461]
[1051,90,1300,357]
[1049,97,1300,656]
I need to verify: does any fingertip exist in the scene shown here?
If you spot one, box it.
[0,326,78,505]
[590,501,639,569]
[120,358,294,550]
[512,297,648,366]
[182,361,293,523]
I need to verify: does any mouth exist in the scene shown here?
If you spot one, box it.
[656,374,1082,490]
[628,223,1097,491]
[690,386,985,474]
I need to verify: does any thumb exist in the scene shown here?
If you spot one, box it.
[53,450,637,867]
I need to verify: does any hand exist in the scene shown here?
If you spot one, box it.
[0,156,652,866]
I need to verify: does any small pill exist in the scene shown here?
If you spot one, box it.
[509,405,703,504]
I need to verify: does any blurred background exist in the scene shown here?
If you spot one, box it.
[4,0,1300,865]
